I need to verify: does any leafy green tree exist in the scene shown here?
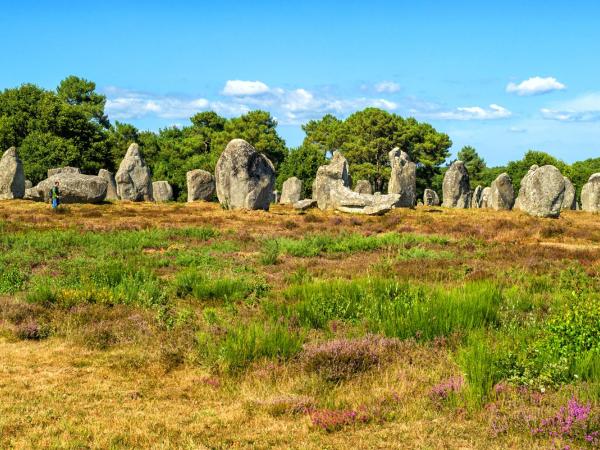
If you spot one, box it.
[301,108,451,194]
[505,150,570,193]
[457,146,486,187]
[571,157,600,200]
[57,76,109,127]
[276,143,327,198]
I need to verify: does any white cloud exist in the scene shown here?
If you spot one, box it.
[430,104,512,121]
[508,126,527,133]
[506,76,566,96]
[374,81,400,93]
[104,87,247,120]
[104,84,399,125]
[222,80,270,96]
[540,92,600,122]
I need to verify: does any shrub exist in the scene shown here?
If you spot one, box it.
[301,335,400,382]
[309,408,371,432]
[429,376,464,406]
[14,319,50,340]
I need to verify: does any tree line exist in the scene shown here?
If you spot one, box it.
[1,75,598,201]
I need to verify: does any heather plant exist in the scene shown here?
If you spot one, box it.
[429,376,464,407]
[309,407,371,432]
[301,335,401,382]
[531,396,599,448]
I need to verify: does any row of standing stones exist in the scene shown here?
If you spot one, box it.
[0,140,599,218]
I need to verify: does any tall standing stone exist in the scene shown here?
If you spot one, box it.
[442,161,471,208]
[116,143,153,201]
[152,181,174,202]
[0,147,25,200]
[581,173,600,212]
[481,187,491,208]
[516,165,565,218]
[98,169,119,201]
[186,169,215,202]
[423,189,440,206]
[561,177,576,210]
[354,179,372,195]
[215,139,275,210]
[314,151,350,210]
[471,185,483,208]
[489,173,515,210]
[280,177,303,204]
[388,148,416,207]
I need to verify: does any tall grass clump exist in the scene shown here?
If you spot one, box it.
[173,269,269,302]
[457,332,501,408]
[281,278,501,340]
[272,232,450,258]
[205,322,303,373]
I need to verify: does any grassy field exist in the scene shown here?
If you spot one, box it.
[0,200,599,449]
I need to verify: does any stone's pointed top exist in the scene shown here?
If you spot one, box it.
[389,147,411,163]
[3,146,17,158]
[125,143,141,158]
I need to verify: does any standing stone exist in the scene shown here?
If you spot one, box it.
[561,177,577,210]
[516,165,565,218]
[314,151,351,210]
[48,167,80,177]
[581,173,600,212]
[388,148,416,207]
[186,169,215,202]
[280,177,303,204]
[152,181,174,202]
[442,161,471,208]
[116,143,153,201]
[0,147,25,200]
[481,187,491,208]
[215,139,275,210]
[423,189,440,206]
[98,169,119,201]
[489,173,515,210]
[471,185,484,208]
[25,180,32,189]
[314,152,400,215]
[354,179,372,195]
[32,173,107,203]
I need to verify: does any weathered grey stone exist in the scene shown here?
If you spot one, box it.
[48,167,80,178]
[24,187,43,201]
[98,169,118,201]
[25,180,32,189]
[116,143,153,201]
[471,185,484,208]
[152,181,173,202]
[581,173,600,212]
[32,173,107,203]
[481,187,491,208]
[442,161,471,208]
[314,151,400,215]
[489,173,515,210]
[280,177,303,204]
[0,147,25,200]
[215,139,275,210]
[314,151,351,210]
[417,200,424,206]
[293,199,317,211]
[423,188,440,206]
[516,165,565,218]
[561,177,576,210]
[354,179,372,195]
[388,148,416,207]
[186,169,215,202]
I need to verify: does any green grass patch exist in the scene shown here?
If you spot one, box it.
[173,269,269,302]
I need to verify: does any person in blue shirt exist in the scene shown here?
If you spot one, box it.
[50,181,61,209]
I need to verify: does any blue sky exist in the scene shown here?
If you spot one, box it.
[1,0,599,166]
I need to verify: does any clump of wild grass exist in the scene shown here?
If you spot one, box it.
[173,269,269,302]
[257,395,316,417]
[301,335,401,382]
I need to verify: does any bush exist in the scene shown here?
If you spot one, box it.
[301,335,400,382]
